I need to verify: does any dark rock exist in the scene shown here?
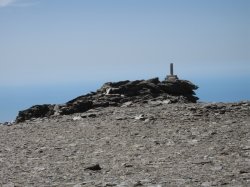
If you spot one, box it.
[192,160,212,165]
[85,164,102,171]
[16,104,55,123]
[133,181,143,186]
[60,100,93,115]
[93,101,110,108]
[15,77,199,123]
[88,114,97,118]
[122,163,134,168]
[239,168,250,174]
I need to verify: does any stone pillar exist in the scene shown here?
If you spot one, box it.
[170,63,174,76]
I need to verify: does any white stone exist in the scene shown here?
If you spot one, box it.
[73,116,81,121]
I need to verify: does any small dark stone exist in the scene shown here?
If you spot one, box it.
[134,181,143,186]
[123,163,133,168]
[88,114,97,118]
[239,168,250,174]
[85,164,102,171]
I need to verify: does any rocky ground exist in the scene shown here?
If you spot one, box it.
[0,101,250,187]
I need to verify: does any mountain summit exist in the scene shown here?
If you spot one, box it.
[16,77,198,123]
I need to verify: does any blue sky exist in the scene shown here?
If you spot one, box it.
[0,0,250,122]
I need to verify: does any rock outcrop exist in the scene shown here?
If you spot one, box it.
[16,104,55,123]
[16,77,198,123]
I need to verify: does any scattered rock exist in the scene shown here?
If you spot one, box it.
[0,101,249,186]
[88,113,97,118]
[162,99,171,104]
[135,114,146,120]
[122,163,133,168]
[116,116,126,120]
[104,183,117,186]
[239,168,250,174]
[121,101,133,107]
[73,116,82,121]
[81,113,97,118]
[192,160,212,165]
[133,181,143,186]
[85,164,102,171]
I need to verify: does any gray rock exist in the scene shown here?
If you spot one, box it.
[72,116,82,121]
[121,101,133,107]
[135,114,145,120]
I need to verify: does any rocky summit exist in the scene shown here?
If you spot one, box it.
[15,77,198,123]
[1,77,250,187]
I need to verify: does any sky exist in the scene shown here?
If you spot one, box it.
[0,0,250,122]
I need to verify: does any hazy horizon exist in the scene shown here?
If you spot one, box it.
[1,0,249,122]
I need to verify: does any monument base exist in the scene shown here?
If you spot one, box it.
[165,75,179,82]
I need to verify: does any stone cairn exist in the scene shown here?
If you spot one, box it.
[16,64,199,123]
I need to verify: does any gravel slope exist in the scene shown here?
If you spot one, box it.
[1,102,250,187]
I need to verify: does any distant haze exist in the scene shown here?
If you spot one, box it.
[0,0,249,122]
